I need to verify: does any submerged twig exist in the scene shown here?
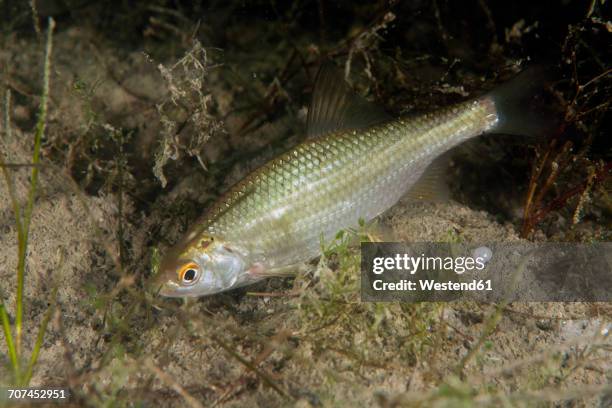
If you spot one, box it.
[144,358,205,408]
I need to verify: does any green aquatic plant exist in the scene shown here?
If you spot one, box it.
[0,18,55,386]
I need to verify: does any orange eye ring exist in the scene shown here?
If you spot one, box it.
[178,262,199,285]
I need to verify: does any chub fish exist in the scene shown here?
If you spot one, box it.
[154,64,552,297]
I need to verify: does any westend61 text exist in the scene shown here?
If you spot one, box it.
[372,279,493,291]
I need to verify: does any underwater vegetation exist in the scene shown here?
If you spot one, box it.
[0,0,610,406]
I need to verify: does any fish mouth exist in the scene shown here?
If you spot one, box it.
[157,280,182,297]
[147,272,179,297]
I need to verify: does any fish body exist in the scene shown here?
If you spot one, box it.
[205,100,495,268]
[155,65,548,297]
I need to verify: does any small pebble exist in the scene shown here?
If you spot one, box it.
[473,246,493,263]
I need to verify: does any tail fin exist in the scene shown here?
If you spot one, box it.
[485,66,561,138]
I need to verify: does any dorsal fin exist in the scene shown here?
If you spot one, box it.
[306,63,391,138]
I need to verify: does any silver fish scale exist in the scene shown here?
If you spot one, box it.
[204,98,497,267]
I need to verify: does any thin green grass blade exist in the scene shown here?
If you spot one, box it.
[0,80,22,383]
[21,287,57,386]
[0,305,18,375]
[15,17,55,356]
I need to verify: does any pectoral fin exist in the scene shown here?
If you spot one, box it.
[248,262,308,278]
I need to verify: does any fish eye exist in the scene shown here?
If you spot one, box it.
[178,263,199,286]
